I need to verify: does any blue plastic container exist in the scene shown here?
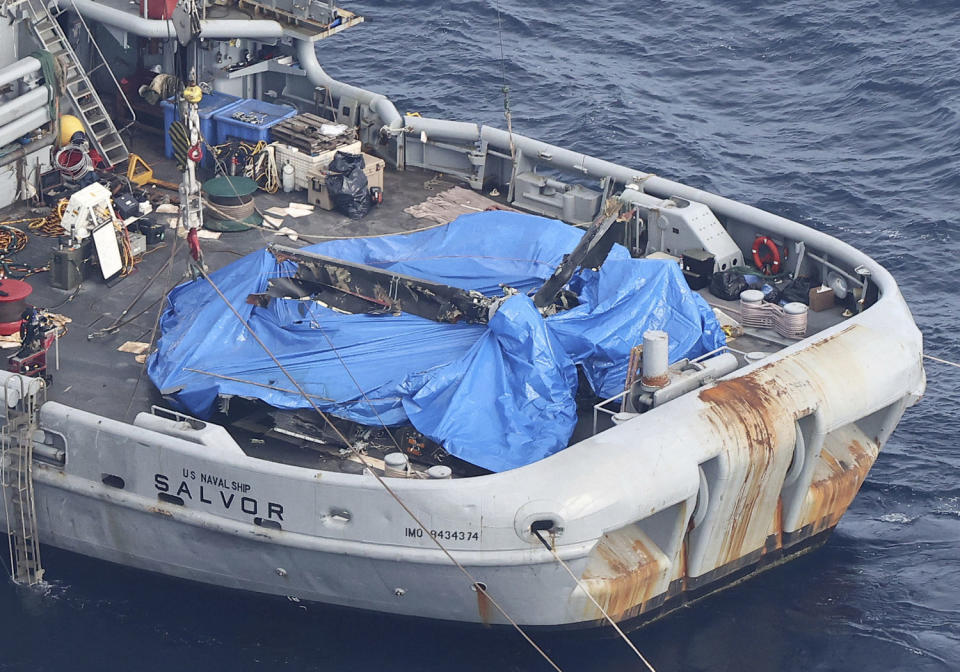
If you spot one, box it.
[213,98,297,145]
[161,91,243,167]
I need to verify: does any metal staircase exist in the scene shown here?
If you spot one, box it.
[22,0,133,167]
[1,376,45,586]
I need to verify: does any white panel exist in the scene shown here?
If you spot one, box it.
[92,223,122,280]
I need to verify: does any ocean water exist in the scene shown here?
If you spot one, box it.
[2,0,959,670]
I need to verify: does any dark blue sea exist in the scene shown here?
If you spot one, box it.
[3,1,958,669]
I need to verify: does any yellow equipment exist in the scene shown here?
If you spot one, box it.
[126,153,179,191]
[183,85,203,104]
[58,115,84,146]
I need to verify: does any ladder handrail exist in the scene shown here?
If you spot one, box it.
[1,406,17,581]
[0,374,45,586]
[61,0,137,132]
[22,0,129,165]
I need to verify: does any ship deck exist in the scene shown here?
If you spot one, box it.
[0,127,850,477]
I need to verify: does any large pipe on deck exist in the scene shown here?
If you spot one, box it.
[295,39,402,129]
[0,107,51,149]
[0,86,49,129]
[59,0,284,40]
[0,133,56,170]
[296,43,483,140]
[404,115,480,144]
[0,57,43,91]
[482,126,645,184]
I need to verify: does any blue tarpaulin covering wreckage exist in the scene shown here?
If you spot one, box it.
[148,211,725,472]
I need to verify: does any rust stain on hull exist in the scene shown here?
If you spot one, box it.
[798,431,878,534]
[694,326,870,566]
[580,526,669,621]
[698,373,789,564]
[475,583,492,626]
[571,324,905,623]
[770,496,784,549]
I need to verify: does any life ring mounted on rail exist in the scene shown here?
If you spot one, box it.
[751,235,782,274]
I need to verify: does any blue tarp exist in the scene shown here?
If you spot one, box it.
[148,211,725,472]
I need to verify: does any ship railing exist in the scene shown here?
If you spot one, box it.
[591,389,630,436]
[371,105,898,307]
[60,0,137,133]
[591,345,738,435]
[149,404,209,429]
[0,373,46,585]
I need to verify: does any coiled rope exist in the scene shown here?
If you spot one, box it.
[23,199,69,237]
[0,226,28,256]
[204,199,256,222]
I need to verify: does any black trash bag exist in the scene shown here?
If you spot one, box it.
[777,276,812,304]
[709,270,748,301]
[328,151,364,174]
[758,283,781,304]
[325,151,371,219]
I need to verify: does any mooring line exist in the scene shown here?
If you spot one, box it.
[534,530,659,672]
[196,266,565,672]
[923,353,960,369]
[294,267,662,670]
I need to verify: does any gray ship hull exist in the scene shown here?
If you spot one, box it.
[3,290,923,627]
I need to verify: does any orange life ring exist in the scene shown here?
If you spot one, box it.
[751,236,781,274]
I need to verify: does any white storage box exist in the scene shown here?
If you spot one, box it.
[308,153,386,211]
[271,140,362,191]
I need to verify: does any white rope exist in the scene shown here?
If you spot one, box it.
[193,187,657,670]
[495,0,517,163]
[924,353,960,369]
[534,531,659,672]
[260,145,279,193]
[196,266,565,672]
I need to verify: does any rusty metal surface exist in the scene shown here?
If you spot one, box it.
[579,525,670,621]
[691,325,874,570]
[640,373,669,389]
[698,374,790,566]
[475,584,493,626]
[795,425,878,534]
[570,322,913,623]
